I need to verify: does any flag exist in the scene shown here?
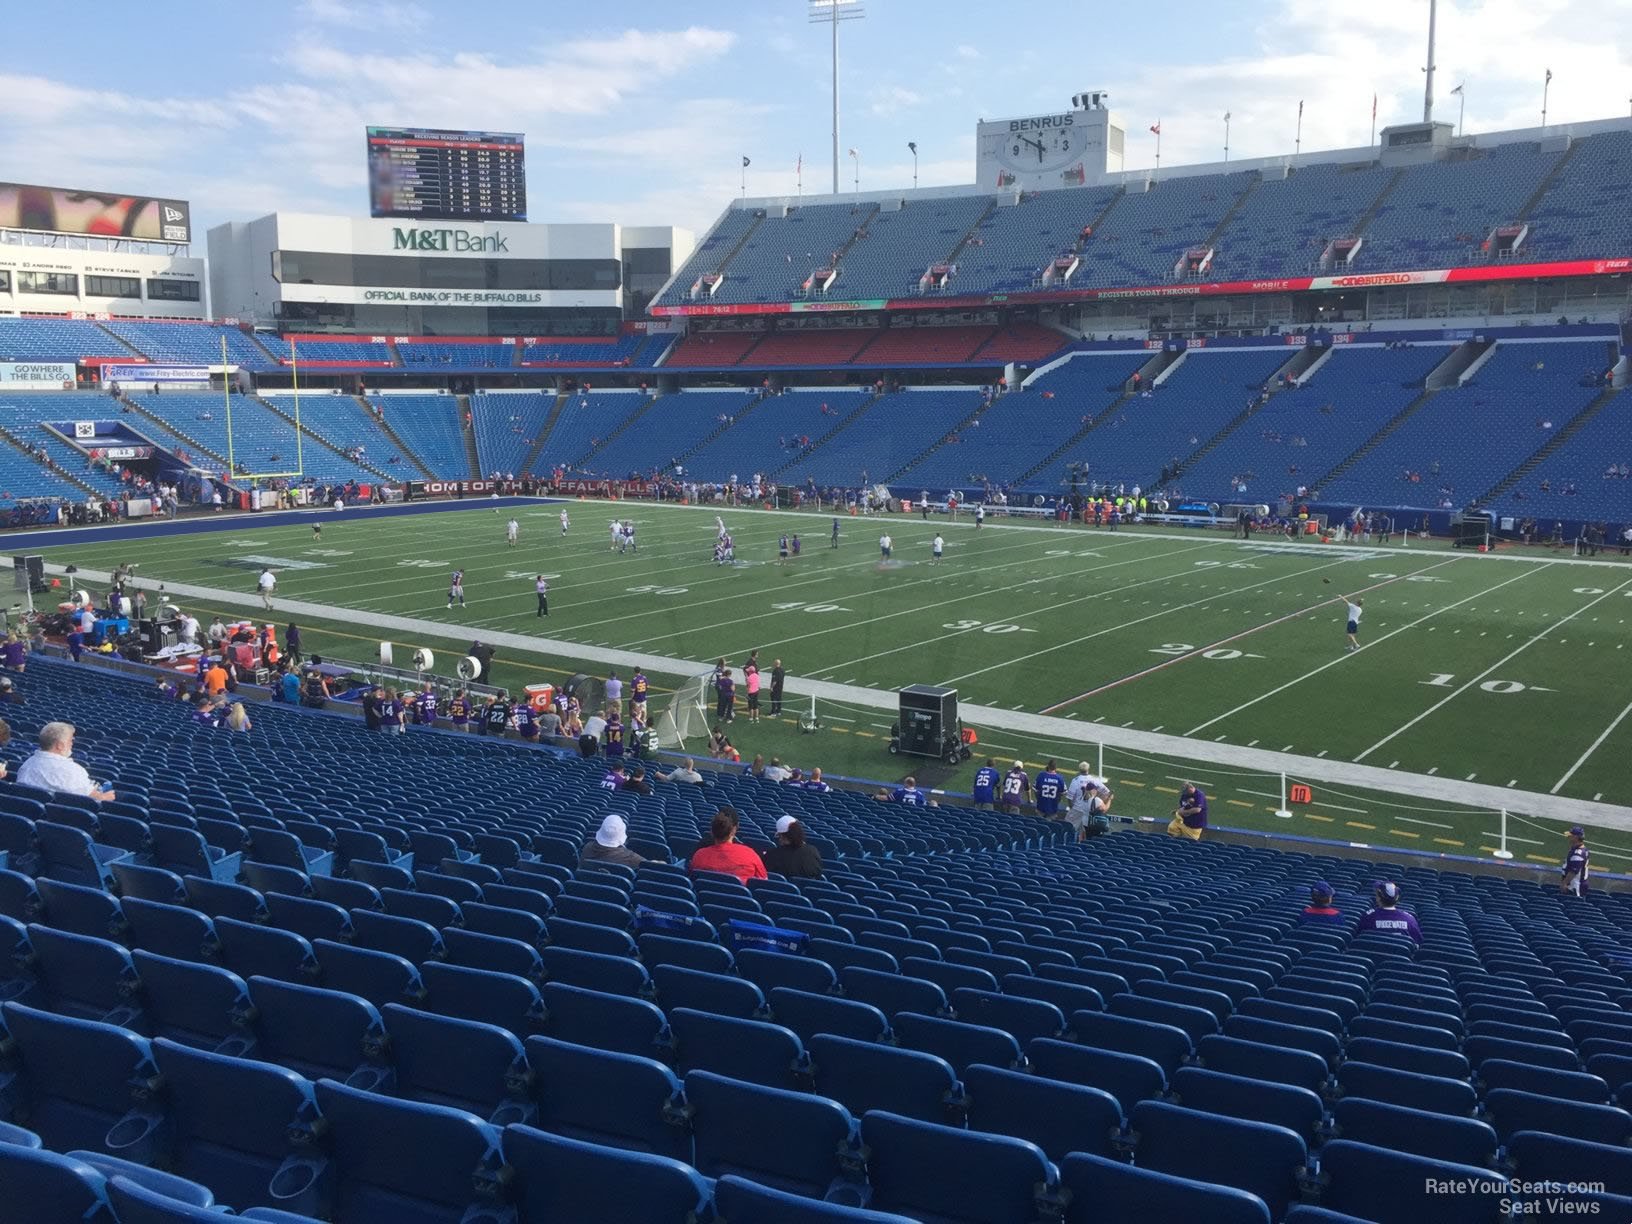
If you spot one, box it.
[1545,68,1553,84]
[1298,99,1304,118]
[742,156,750,168]
[1450,83,1463,96]
[1371,93,1377,120]
[1223,111,1231,123]
[796,153,802,174]
[848,147,858,158]
[1149,121,1161,135]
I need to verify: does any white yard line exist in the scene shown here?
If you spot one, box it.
[1552,695,1632,795]
[1356,577,1632,763]
[1185,562,1541,736]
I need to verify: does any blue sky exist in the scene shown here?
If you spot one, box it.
[0,0,1626,240]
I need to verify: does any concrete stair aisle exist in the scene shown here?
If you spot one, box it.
[518,392,571,476]
[884,394,993,483]
[0,425,102,498]
[458,395,481,478]
[669,389,773,467]
[254,395,391,481]
[768,391,884,479]
[572,393,661,470]
[352,397,434,479]
[118,396,232,473]
[1474,388,1620,506]
[1308,389,1437,493]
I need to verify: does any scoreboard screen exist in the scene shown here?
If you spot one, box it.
[366,126,527,223]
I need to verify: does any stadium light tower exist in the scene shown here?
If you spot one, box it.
[810,0,865,194]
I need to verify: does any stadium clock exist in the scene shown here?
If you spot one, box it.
[998,125,1078,173]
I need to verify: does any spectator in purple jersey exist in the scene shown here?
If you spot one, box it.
[1300,881,1345,925]
[0,633,25,672]
[1562,826,1591,896]
[514,701,539,742]
[716,670,736,722]
[1167,784,1207,841]
[414,682,438,726]
[1354,882,1422,944]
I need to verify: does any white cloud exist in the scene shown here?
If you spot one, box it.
[869,85,924,117]
[298,0,429,32]
[955,44,981,60]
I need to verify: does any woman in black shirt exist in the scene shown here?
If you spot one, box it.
[762,816,823,878]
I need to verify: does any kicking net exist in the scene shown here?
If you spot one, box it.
[653,670,713,749]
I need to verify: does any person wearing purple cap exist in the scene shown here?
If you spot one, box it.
[1354,881,1421,944]
[1300,882,1344,925]
[1562,826,1591,897]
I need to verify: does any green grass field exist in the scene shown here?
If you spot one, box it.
[33,500,1632,870]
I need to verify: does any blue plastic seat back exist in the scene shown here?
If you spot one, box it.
[381,1003,530,1126]
[1026,1038,1166,1117]
[540,946,650,998]
[768,986,891,1045]
[839,965,948,1019]
[1483,1088,1632,1146]
[1,1000,165,1160]
[311,939,422,1009]
[808,1032,961,1125]
[149,1039,325,1215]
[1317,1140,1509,1224]
[1479,1058,1610,1103]
[0,1144,113,1224]
[1071,1010,1191,1076]
[1334,1060,1479,1117]
[734,947,838,996]
[1331,1097,1497,1167]
[1341,1035,1470,1080]
[35,877,126,941]
[27,924,141,1025]
[670,1007,804,1089]
[862,1108,1056,1224]
[713,1174,919,1223]
[1132,1100,1306,1220]
[215,917,316,985]
[130,951,251,1055]
[504,1122,713,1224]
[1196,1034,1330,1095]
[421,961,546,1038]
[1168,1066,1325,1142]
[183,877,267,924]
[348,908,443,965]
[652,963,764,1019]
[247,976,388,1086]
[964,1062,1124,1162]
[1507,1129,1632,1200]
[379,887,462,930]
[541,981,669,1060]
[524,1034,691,1162]
[685,1067,857,1198]
[893,1010,1024,1076]
[314,1078,508,1221]
[122,897,217,963]
[1059,1151,1271,1224]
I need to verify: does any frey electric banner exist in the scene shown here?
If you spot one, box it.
[0,183,190,243]
[0,362,76,390]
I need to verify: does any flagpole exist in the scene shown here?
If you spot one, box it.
[1295,100,1304,162]
[1223,113,1230,163]
[1370,93,1377,147]
[1541,69,1552,128]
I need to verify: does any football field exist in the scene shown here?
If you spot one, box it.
[34,500,1632,869]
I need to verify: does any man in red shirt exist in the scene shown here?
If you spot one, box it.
[688,808,766,883]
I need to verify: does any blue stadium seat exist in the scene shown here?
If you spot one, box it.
[311,939,422,1008]
[686,1068,862,1199]
[150,825,238,884]
[26,924,142,1028]
[524,1035,692,1161]
[0,1143,117,1224]
[215,918,316,985]
[1506,1129,1632,1199]
[1478,1059,1610,1103]
[1341,1036,1470,1079]
[861,1109,1058,1224]
[1059,1151,1271,1224]
[34,878,126,941]
[347,908,442,964]
[963,1062,1124,1161]
[541,981,670,1059]
[893,1010,1024,1075]
[1482,1088,1632,1146]
[1197,1033,1330,1095]
[1,1001,166,1161]
[1168,1065,1325,1142]
[539,946,649,997]
[381,1003,531,1127]
[769,986,891,1044]
[379,887,462,929]
[504,1123,715,1224]
[183,877,266,924]
[543,915,636,958]
[149,1039,327,1215]
[670,1007,805,1088]
[1026,1037,1166,1116]
[246,976,389,1088]
[713,1174,918,1224]
[808,1033,962,1124]
[1071,1010,1191,1076]
[638,933,734,975]
[652,963,764,1019]
[314,1079,509,1223]
[442,927,543,983]
[421,961,545,1037]
[1316,1140,1510,1224]
[1335,1060,1480,1116]
[840,966,948,1018]
[1131,1100,1307,1220]
[130,952,252,1055]
[734,947,839,995]
[264,893,353,945]
[1331,1097,1497,1166]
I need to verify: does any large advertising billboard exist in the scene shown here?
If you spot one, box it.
[0,183,191,243]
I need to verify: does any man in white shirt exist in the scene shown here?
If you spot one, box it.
[879,533,892,560]
[931,534,944,564]
[604,672,623,708]
[659,758,704,784]
[1344,595,1364,652]
[16,722,115,801]
[177,612,201,646]
[1066,761,1110,833]
[763,757,792,783]
[258,568,276,610]
[207,616,228,645]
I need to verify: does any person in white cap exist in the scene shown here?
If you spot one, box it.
[580,814,647,868]
[762,815,823,879]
